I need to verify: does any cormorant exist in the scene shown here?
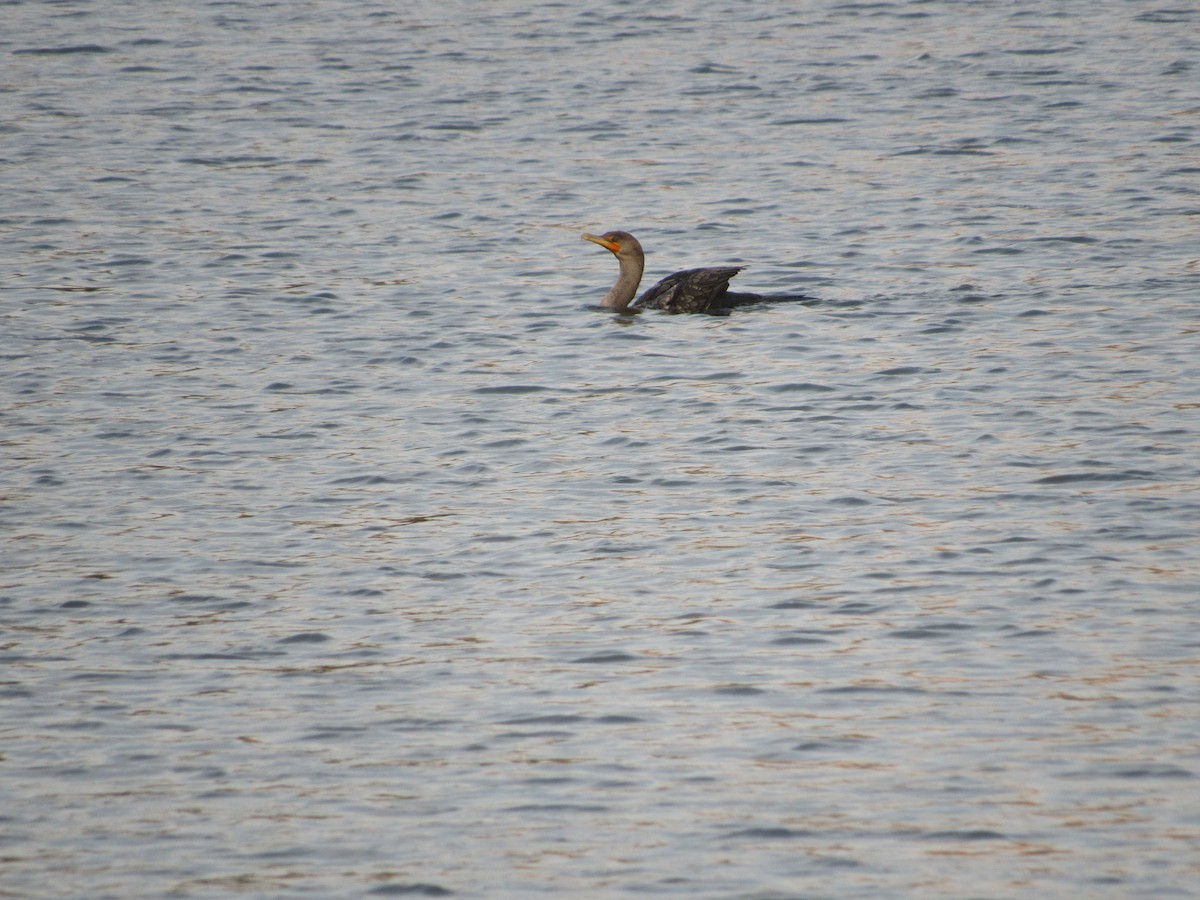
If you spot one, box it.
[582,230,802,314]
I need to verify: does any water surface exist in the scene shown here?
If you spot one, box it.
[2,1,1199,897]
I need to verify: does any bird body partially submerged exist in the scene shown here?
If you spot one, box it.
[635,265,744,314]
[582,230,800,314]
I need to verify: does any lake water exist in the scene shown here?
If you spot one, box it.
[2,1,1199,897]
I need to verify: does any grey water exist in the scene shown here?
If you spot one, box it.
[2,0,1199,896]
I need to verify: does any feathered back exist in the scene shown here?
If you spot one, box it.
[634,266,744,314]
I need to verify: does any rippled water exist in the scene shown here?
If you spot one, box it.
[3,1,1199,896]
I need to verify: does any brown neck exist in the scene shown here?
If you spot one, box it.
[603,252,644,311]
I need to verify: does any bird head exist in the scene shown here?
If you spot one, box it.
[582,230,644,261]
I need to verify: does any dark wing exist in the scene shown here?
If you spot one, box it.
[633,266,744,314]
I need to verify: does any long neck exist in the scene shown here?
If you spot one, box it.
[602,253,644,311]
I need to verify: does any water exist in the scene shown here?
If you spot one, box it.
[2,1,1199,896]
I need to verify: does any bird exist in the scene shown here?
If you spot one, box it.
[582,230,805,315]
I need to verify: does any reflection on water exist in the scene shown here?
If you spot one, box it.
[2,0,1198,896]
